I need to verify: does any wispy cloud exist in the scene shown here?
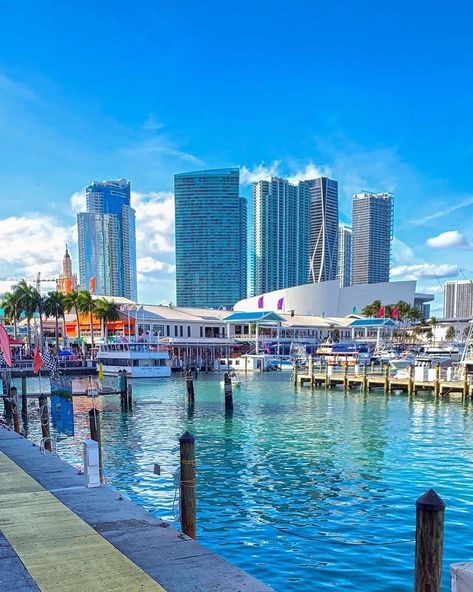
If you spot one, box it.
[391,263,459,280]
[0,72,36,101]
[240,161,281,184]
[426,230,472,249]
[412,196,473,226]
[142,114,164,131]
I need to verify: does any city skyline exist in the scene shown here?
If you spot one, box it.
[1,2,473,314]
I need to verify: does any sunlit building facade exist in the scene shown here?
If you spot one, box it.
[444,280,473,319]
[174,168,247,308]
[77,179,137,300]
[337,225,352,287]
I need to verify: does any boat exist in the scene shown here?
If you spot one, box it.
[220,371,242,388]
[97,340,171,378]
[316,342,371,366]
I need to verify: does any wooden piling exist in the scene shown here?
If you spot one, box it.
[292,362,298,386]
[408,364,414,396]
[179,431,196,539]
[414,488,445,592]
[21,375,27,422]
[38,394,51,452]
[384,364,390,393]
[88,408,104,483]
[362,365,367,392]
[10,386,20,434]
[434,365,440,398]
[185,370,195,404]
[119,371,128,411]
[343,364,348,390]
[224,372,233,411]
[324,364,329,388]
[127,382,133,410]
[308,354,314,387]
[463,368,468,399]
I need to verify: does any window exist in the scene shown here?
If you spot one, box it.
[166,325,170,337]
[187,326,191,337]
[200,326,203,337]
[180,326,183,337]
[174,326,178,337]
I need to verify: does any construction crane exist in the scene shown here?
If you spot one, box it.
[0,273,58,291]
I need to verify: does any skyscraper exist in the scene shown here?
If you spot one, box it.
[174,168,247,308]
[351,192,393,285]
[251,177,310,295]
[307,177,339,283]
[77,179,137,300]
[444,280,473,318]
[337,225,352,288]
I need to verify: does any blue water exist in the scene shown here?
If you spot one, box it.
[14,373,473,591]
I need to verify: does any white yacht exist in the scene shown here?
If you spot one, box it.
[97,340,171,378]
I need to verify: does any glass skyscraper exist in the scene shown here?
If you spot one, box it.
[251,177,310,295]
[77,179,137,300]
[307,177,339,283]
[351,192,393,285]
[174,168,247,308]
[337,224,352,287]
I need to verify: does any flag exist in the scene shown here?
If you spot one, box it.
[352,306,358,314]
[42,349,58,374]
[33,347,43,374]
[277,297,284,311]
[377,307,385,318]
[65,278,73,293]
[89,276,96,293]
[0,324,12,367]
[392,307,399,320]
[257,296,264,309]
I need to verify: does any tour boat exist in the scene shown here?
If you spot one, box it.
[97,340,171,378]
[316,342,371,366]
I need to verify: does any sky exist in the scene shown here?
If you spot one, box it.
[1,1,473,314]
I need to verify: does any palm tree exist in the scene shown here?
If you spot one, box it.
[445,326,456,342]
[44,291,66,348]
[78,290,96,349]
[64,290,82,342]
[15,280,39,352]
[1,291,20,338]
[362,299,382,318]
[94,298,119,341]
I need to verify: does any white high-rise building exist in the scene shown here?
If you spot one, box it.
[444,281,473,319]
[306,177,339,283]
[337,225,352,287]
[251,177,310,295]
[351,192,393,285]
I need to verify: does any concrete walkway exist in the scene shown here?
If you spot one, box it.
[0,427,273,592]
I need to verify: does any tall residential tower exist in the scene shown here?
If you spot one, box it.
[174,168,247,308]
[351,192,393,285]
[337,225,352,287]
[251,177,310,295]
[444,281,473,319]
[77,179,137,300]
[307,177,339,283]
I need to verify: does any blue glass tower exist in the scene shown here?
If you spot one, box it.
[174,168,247,308]
[77,179,137,300]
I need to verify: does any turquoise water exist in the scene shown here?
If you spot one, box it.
[15,373,473,591]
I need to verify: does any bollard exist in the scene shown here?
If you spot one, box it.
[21,375,28,422]
[414,488,445,592]
[224,372,233,411]
[127,382,133,410]
[179,431,196,539]
[10,386,20,434]
[38,394,52,452]
[186,370,195,404]
[88,408,104,483]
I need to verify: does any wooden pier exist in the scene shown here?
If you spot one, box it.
[295,362,472,398]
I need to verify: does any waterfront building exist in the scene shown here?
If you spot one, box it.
[251,177,310,295]
[77,179,137,300]
[337,225,352,287]
[57,246,78,294]
[444,280,473,319]
[174,168,247,308]
[306,177,339,283]
[351,192,393,285]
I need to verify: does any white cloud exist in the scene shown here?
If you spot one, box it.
[132,191,175,255]
[392,237,414,264]
[142,114,164,131]
[70,190,86,213]
[391,263,459,280]
[240,161,281,184]
[287,162,332,184]
[426,230,472,249]
[413,196,473,226]
[137,256,175,274]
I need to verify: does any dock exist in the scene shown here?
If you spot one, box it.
[295,363,472,397]
[0,427,273,592]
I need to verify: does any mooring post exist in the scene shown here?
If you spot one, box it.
[308,354,314,387]
[38,394,52,452]
[434,364,440,398]
[463,368,469,399]
[118,371,128,411]
[292,361,298,386]
[224,372,233,411]
[343,363,348,390]
[127,381,133,410]
[10,386,20,433]
[408,364,414,396]
[414,488,445,592]
[362,364,367,392]
[179,430,196,539]
[384,364,390,393]
[324,363,329,388]
[21,375,28,422]
[186,370,195,404]
[88,408,104,483]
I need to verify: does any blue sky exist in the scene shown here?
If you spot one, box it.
[0,1,472,313]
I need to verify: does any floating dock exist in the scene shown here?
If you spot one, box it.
[0,427,273,592]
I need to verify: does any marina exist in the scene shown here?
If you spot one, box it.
[2,372,473,591]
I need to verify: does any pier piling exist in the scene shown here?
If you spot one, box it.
[21,376,27,422]
[38,394,51,453]
[88,408,104,483]
[127,382,133,410]
[10,387,20,434]
[179,431,196,539]
[186,370,195,404]
[224,372,233,411]
[414,488,445,592]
